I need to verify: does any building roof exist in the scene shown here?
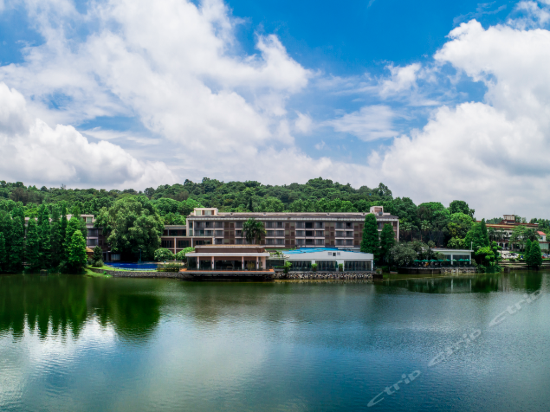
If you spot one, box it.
[189,212,398,220]
[538,231,546,236]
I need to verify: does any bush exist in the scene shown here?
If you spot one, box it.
[283,261,292,274]
[92,259,104,267]
[154,248,175,262]
[176,247,194,261]
[338,263,344,272]
[311,263,318,272]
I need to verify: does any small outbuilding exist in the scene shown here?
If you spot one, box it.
[283,248,374,271]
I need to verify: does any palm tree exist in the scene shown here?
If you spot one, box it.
[242,218,266,244]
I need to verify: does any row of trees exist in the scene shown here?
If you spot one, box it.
[0,203,88,273]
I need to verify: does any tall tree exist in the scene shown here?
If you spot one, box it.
[525,239,532,258]
[379,223,396,263]
[9,206,25,273]
[67,230,87,273]
[49,205,63,268]
[361,213,380,259]
[0,232,6,273]
[527,241,542,268]
[60,202,68,254]
[242,218,266,244]
[25,219,41,272]
[38,205,51,268]
[95,197,164,260]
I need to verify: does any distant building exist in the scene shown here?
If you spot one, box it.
[175,206,399,253]
[484,215,542,251]
[283,248,374,271]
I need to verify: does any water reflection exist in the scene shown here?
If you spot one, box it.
[385,271,543,294]
[0,274,161,341]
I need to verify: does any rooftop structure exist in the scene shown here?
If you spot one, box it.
[180,206,399,252]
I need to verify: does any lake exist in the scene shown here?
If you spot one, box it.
[0,272,548,411]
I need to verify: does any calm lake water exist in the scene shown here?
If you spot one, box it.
[0,272,548,412]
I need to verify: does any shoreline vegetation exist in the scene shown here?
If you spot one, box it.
[1,178,548,276]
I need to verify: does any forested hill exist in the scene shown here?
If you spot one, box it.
[0,178,394,216]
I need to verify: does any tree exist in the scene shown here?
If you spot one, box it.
[9,206,25,273]
[361,214,380,259]
[95,197,164,260]
[176,247,194,261]
[447,237,466,249]
[60,202,68,252]
[379,224,395,263]
[0,233,6,272]
[92,245,103,264]
[38,205,51,268]
[524,239,532,258]
[242,218,266,245]
[389,243,417,267]
[25,219,41,272]
[154,248,175,262]
[50,205,63,268]
[67,230,87,272]
[465,219,490,252]
[526,241,542,268]
[65,216,86,254]
[448,200,475,218]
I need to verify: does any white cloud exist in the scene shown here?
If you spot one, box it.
[379,63,421,98]
[294,112,313,134]
[325,105,398,141]
[0,82,174,188]
[368,19,550,217]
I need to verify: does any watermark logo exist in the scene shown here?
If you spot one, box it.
[367,370,421,407]
[367,290,543,408]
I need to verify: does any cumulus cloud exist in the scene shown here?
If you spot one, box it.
[368,19,550,217]
[379,63,421,98]
[0,82,175,188]
[325,105,398,141]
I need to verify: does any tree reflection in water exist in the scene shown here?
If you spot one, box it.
[385,271,543,294]
[0,274,161,342]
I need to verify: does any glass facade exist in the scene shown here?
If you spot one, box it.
[316,261,336,271]
[344,261,372,271]
[290,261,311,271]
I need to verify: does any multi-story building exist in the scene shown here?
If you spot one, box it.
[163,206,399,254]
[485,215,548,251]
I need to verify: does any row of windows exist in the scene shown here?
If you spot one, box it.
[161,240,192,248]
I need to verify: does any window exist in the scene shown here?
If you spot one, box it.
[205,230,213,236]
[87,229,98,237]
[296,239,305,245]
[168,230,179,236]
[336,231,344,237]
[296,230,305,237]
[236,238,243,244]
[266,239,274,245]
[204,210,212,216]
[346,222,352,228]
[346,239,353,246]
[345,261,371,271]
[215,238,224,244]
[161,240,173,248]
[265,222,273,228]
[87,239,98,246]
[317,261,336,271]
[177,240,190,248]
[276,222,284,228]
[305,231,314,237]
[336,239,343,246]
[111,254,121,261]
[305,222,313,229]
[236,230,243,237]
[215,230,223,236]
[336,222,344,229]
[266,230,274,237]
[274,239,283,245]
[316,239,324,245]
[86,217,93,224]
[290,261,311,270]
[315,222,323,228]
[316,231,324,237]
[346,231,353,237]
[276,230,284,236]
[296,222,305,229]
[215,222,223,228]
[306,239,314,245]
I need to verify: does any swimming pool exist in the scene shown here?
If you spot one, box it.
[105,262,158,270]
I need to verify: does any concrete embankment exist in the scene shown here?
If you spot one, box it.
[275,272,374,280]
[88,268,191,278]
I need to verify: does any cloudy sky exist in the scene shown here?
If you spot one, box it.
[1,0,550,217]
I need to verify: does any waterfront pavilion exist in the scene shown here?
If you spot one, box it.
[185,245,271,271]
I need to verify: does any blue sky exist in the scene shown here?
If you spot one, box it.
[1,0,550,217]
